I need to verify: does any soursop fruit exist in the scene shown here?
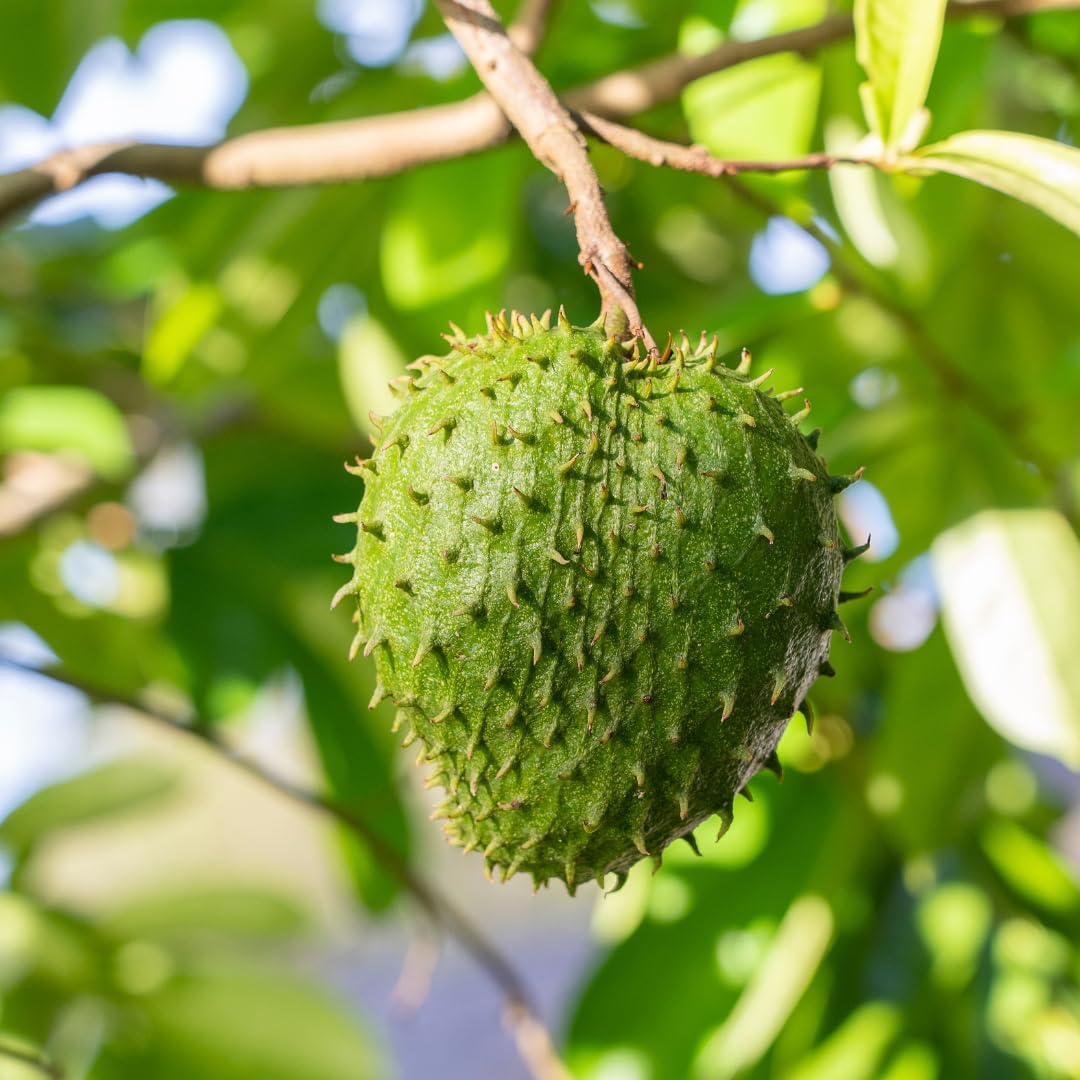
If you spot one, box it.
[333,310,863,892]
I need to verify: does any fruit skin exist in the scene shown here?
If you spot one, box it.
[335,311,859,893]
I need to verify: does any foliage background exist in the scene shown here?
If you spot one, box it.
[1,1,1079,1078]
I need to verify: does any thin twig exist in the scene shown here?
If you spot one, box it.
[577,111,878,176]
[0,1042,62,1079]
[3,661,570,1080]
[0,0,1072,228]
[436,0,651,345]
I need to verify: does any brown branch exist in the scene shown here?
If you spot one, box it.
[6,661,570,1080]
[0,97,511,224]
[436,0,650,343]
[0,0,1073,229]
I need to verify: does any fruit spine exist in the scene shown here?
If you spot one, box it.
[334,311,863,892]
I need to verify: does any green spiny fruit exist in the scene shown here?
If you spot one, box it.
[334,310,863,893]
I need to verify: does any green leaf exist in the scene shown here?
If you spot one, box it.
[869,629,998,854]
[854,0,947,149]
[0,1035,58,1080]
[784,1001,902,1080]
[138,969,382,1080]
[694,894,835,1078]
[981,819,1080,915]
[102,885,308,943]
[683,53,822,162]
[0,386,133,479]
[0,759,180,860]
[932,509,1080,767]
[379,154,516,310]
[907,130,1080,238]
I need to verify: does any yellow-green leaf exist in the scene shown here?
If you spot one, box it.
[854,0,947,149]
[908,130,1080,237]
[684,53,822,163]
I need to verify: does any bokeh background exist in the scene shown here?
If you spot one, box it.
[2,1,1080,1078]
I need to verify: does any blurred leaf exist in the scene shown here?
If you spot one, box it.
[981,819,1080,916]
[784,1001,902,1080]
[337,313,406,437]
[0,758,179,861]
[0,537,175,694]
[102,885,308,943]
[854,0,947,149]
[0,386,133,479]
[878,1041,939,1080]
[683,53,822,161]
[694,894,835,1079]
[144,281,224,385]
[0,1036,57,1080]
[870,629,998,853]
[135,968,381,1080]
[933,509,1080,767]
[915,881,992,989]
[908,131,1080,239]
[379,154,517,310]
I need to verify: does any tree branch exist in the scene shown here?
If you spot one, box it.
[576,111,878,176]
[3,661,570,1080]
[436,0,649,342]
[0,97,512,225]
[0,0,1073,229]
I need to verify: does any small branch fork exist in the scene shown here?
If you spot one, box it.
[1,661,570,1080]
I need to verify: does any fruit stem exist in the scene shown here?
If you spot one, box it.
[436,0,657,354]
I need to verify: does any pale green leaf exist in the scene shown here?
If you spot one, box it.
[908,130,1080,237]
[337,314,405,437]
[103,885,308,942]
[854,0,947,148]
[0,758,180,858]
[932,509,1080,766]
[145,969,383,1080]
[693,895,834,1078]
